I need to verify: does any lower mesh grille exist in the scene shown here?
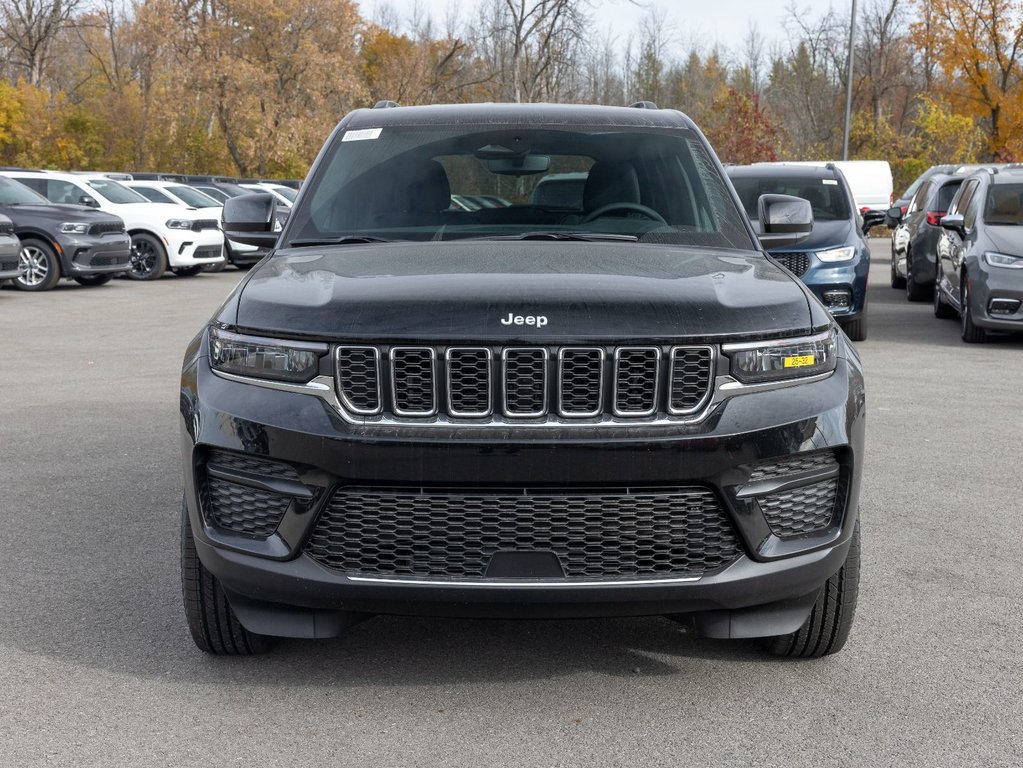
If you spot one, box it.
[194,245,222,259]
[749,452,837,482]
[759,479,840,537]
[207,449,300,482]
[305,486,742,580]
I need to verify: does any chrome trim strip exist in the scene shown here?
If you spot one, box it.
[334,345,382,416]
[502,347,549,418]
[346,574,703,587]
[556,347,605,418]
[446,347,494,418]
[612,346,660,417]
[720,328,834,352]
[390,346,438,417]
[666,345,715,416]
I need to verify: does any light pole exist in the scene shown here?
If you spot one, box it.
[842,0,858,161]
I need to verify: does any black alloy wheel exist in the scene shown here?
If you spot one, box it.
[933,270,955,319]
[127,233,168,280]
[15,239,61,291]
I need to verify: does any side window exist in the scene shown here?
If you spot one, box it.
[15,177,46,195]
[963,182,983,229]
[908,181,931,214]
[948,179,976,217]
[46,180,88,205]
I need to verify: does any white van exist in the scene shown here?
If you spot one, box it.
[765,160,894,213]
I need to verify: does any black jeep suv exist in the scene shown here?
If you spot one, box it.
[180,103,865,658]
[0,175,130,290]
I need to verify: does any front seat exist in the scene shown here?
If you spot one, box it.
[583,161,641,215]
[393,160,452,224]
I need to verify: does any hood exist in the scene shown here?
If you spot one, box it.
[231,241,814,342]
[983,226,1023,256]
[0,203,123,224]
[769,219,857,254]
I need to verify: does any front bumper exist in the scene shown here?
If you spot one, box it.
[968,262,1023,332]
[180,333,866,637]
[802,257,870,320]
[166,229,225,268]
[60,233,132,276]
[0,239,20,279]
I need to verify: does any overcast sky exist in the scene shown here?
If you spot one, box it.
[360,0,842,56]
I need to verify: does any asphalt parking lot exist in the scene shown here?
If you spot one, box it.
[2,239,1022,767]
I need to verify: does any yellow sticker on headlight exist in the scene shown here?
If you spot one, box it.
[783,355,816,368]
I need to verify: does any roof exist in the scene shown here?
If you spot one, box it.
[342,102,697,131]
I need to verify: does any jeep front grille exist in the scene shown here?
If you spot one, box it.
[334,344,715,423]
[305,485,742,580]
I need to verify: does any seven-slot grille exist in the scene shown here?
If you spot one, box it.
[771,251,811,276]
[88,221,124,236]
[334,344,715,422]
[191,219,221,231]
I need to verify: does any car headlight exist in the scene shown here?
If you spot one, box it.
[816,246,856,262]
[60,222,90,234]
[166,219,194,230]
[983,251,1023,269]
[209,327,328,383]
[723,328,838,384]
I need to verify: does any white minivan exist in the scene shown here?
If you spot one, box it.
[2,170,225,280]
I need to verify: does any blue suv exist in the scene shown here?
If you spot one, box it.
[727,164,871,340]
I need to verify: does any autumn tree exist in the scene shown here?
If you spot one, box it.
[704,88,779,164]
[912,0,1023,159]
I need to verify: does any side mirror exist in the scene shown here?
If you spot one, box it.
[222,193,279,248]
[79,195,100,208]
[885,206,903,226]
[939,213,966,236]
[757,193,813,249]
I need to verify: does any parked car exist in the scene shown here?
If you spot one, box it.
[180,101,865,659]
[934,167,1023,342]
[887,164,956,225]
[239,182,296,208]
[0,174,130,291]
[728,163,871,340]
[887,171,966,299]
[0,213,23,283]
[3,170,224,280]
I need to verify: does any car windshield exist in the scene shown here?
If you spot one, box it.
[984,184,1023,225]
[287,124,754,250]
[730,176,851,222]
[269,185,297,202]
[136,186,174,204]
[87,179,149,204]
[196,187,230,203]
[168,185,220,208]
[0,176,51,205]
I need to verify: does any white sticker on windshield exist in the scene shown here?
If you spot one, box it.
[822,179,838,185]
[342,128,382,142]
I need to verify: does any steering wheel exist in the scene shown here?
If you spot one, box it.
[583,202,666,224]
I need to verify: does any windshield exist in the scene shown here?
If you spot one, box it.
[87,179,149,204]
[985,184,1023,225]
[287,125,754,250]
[0,176,51,205]
[731,176,851,222]
[135,186,174,204]
[196,187,230,203]
[168,185,220,208]
[269,185,298,202]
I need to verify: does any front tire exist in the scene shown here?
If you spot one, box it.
[960,277,986,343]
[181,497,278,655]
[73,274,113,287]
[127,233,167,280]
[764,522,860,658]
[933,275,955,319]
[16,239,61,291]
[890,251,905,289]
[905,251,928,301]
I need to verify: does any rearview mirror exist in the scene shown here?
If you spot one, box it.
[222,192,279,248]
[757,194,813,249]
[485,155,551,176]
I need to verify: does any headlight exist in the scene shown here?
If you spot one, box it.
[816,246,856,262]
[983,251,1023,269]
[60,222,90,234]
[209,328,327,383]
[723,328,838,384]
[166,219,194,230]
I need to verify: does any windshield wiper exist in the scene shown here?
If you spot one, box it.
[485,231,639,242]
[287,235,393,247]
